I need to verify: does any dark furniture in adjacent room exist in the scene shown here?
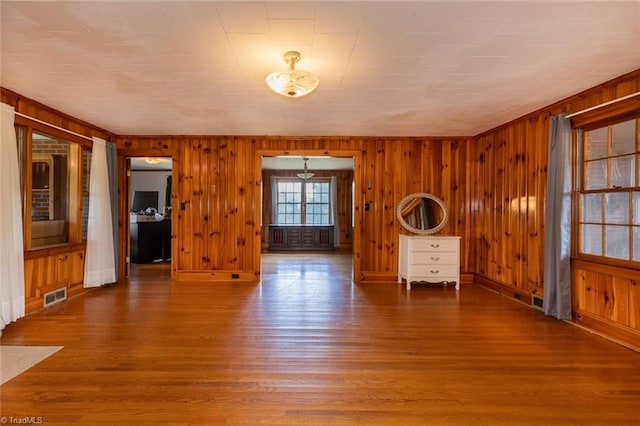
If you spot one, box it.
[130,220,171,263]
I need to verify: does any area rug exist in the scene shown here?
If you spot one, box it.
[0,345,63,385]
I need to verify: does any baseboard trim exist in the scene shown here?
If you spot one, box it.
[473,274,640,352]
[571,311,640,352]
[473,274,534,306]
[174,270,259,282]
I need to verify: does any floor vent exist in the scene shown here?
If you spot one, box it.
[44,287,67,308]
[531,294,544,311]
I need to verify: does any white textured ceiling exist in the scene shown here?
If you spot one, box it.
[1,1,639,137]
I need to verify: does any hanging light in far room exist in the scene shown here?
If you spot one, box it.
[266,51,319,98]
[297,158,315,180]
[144,157,162,165]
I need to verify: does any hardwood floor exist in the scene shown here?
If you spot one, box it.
[1,253,639,425]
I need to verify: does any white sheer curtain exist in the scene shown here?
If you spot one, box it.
[330,176,340,247]
[84,137,115,288]
[543,114,572,320]
[0,103,25,330]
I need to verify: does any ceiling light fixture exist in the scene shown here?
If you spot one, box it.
[266,51,319,98]
[297,158,315,180]
[144,157,162,165]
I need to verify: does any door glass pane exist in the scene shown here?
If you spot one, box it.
[581,224,602,255]
[605,192,629,224]
[584,159,607,190]
[605,225,629,259]
[31,131,70,248]
[585,127,608,160]
[611,119,636,156]
[582,193,602,223]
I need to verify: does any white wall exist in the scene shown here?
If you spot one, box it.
[130,171,171,213]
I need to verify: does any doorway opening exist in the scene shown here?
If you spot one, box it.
[126,156,173,279]
[259,153,360,281]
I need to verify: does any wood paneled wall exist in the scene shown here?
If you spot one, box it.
[467,69,640,349]
[1,88,112,144]
[23,244,86,313]
[261,169,354,249]
[117,136,471,283]
[468,117,548,295]
[1,88,114,313]
[7,68,640,348]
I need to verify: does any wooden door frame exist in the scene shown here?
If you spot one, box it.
[118,154,176,280]
[255,149,363,283]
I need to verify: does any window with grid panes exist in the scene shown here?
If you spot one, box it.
[276,181,302,224]
[275,179,330,225]
[579,118,640,262]
[305,182,330,224]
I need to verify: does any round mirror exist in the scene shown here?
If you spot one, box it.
[396,192,449,235]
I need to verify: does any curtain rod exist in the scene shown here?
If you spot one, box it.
[14,111,93,142]
[565,91,640,119]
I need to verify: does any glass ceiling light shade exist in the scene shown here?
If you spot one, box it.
[297,158,315,180]
[144,157,162,165]
[266,51,319,98]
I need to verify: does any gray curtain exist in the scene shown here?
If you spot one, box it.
[543,113,572,320]
[270,175,278,224]
[330,176,340,247]
[105,142,118,276]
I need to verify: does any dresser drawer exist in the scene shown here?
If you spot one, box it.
[399,234,461,290]
[410,238,459,252]
[410,264,459,279]
[409,251,459,265]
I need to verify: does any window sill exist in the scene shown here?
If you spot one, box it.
[24,242,86,259]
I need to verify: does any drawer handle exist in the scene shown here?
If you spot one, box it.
[430,270,440,274]
[430,244,440,248]
[430,257,440,261]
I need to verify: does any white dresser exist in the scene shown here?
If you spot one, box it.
[398,235,461,290]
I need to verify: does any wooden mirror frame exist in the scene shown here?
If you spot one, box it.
[396,192,449,235]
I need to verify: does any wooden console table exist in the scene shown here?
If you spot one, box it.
[268,225,335,251]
